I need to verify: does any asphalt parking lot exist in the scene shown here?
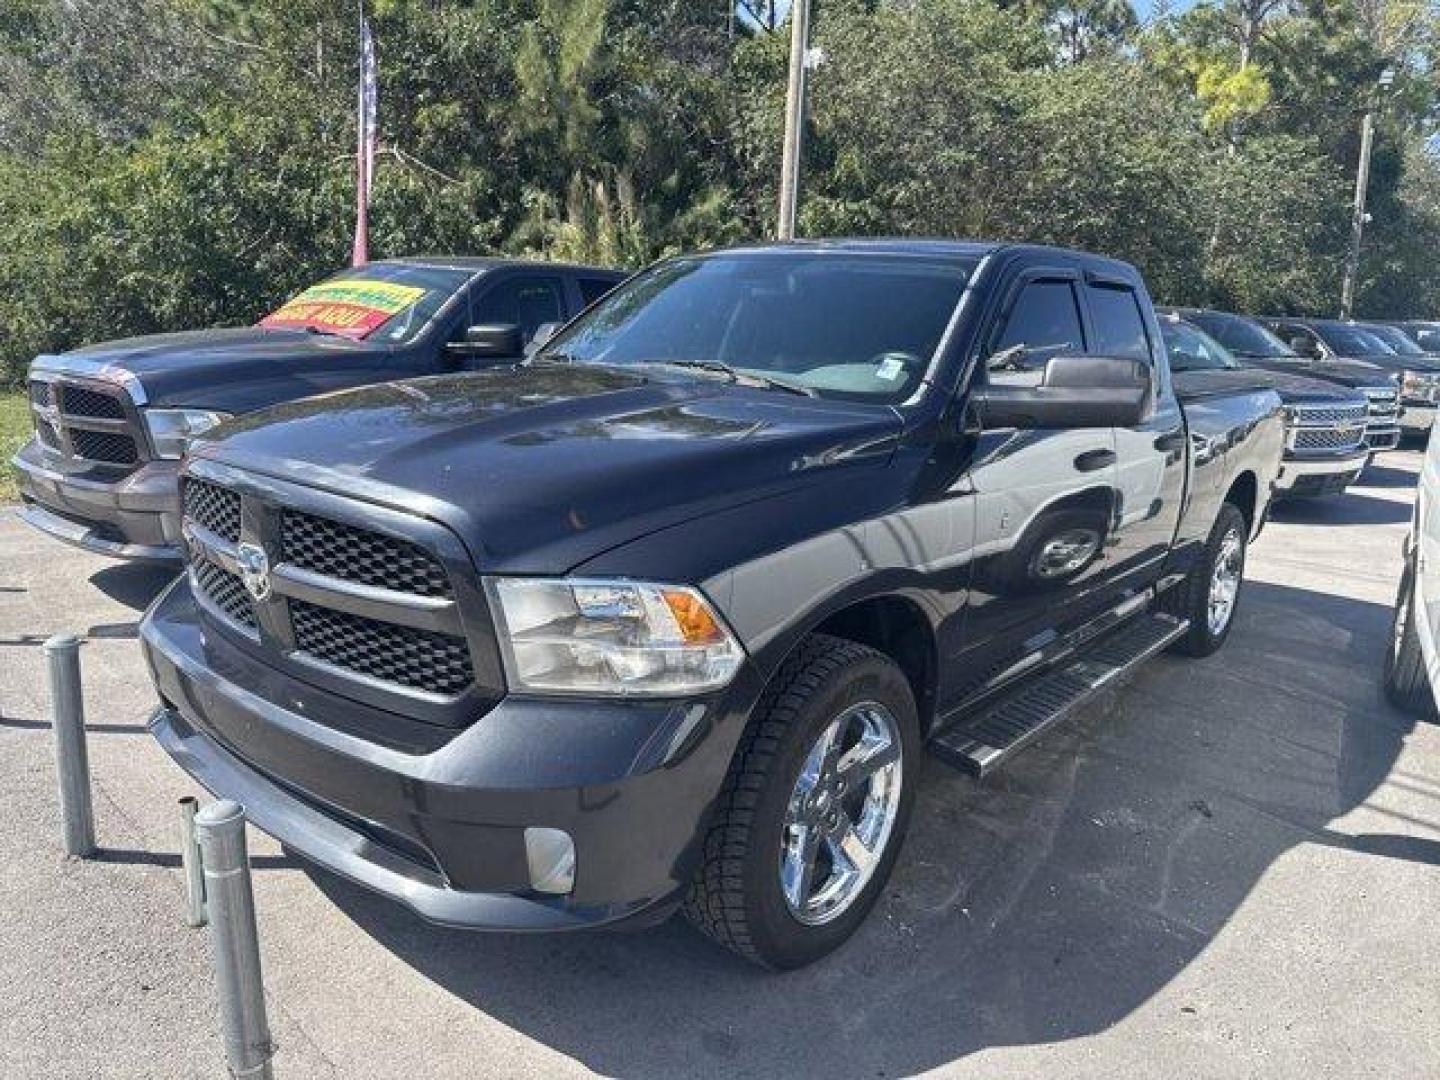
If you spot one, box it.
[3,453,1439,1079]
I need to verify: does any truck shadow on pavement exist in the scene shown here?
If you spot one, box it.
[309,579,1435,1079]
[1269,491,1412,526]
[88,562,178,612]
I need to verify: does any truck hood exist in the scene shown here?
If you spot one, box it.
[51,328,390,412]
[1173,367,1365,405]
[191,365,903,573]
[1235,356,1397,390]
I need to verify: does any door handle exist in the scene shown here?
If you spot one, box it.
[1074,448,1116,472]
[1153,432,1187,453]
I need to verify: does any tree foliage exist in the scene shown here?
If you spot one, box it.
[0,0,1436,381]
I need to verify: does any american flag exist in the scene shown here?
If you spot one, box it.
[351,11,378,267]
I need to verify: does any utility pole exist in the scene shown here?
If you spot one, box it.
[1341,68,1395,320]
[776,0,812,241]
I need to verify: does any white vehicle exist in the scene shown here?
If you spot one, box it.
[1386,435,1440,716]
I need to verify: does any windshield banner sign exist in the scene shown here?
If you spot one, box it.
[259,280,426,338]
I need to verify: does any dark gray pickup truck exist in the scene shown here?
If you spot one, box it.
[141,240,1284,969]
[12,257,625,560]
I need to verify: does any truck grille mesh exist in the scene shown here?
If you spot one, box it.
[1292,403,1366,426]
[60,385,128,420]
[290,600,473,695]
[193,560,257,630]
[1293,428,1365,451]
[184,479,242,543]
[28,380,53,409]
[281,510,452,598]
[69,429,139,465]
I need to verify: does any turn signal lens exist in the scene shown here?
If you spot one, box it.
[661,588,725,645]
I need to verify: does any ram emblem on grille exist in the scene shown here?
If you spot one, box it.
[236,543,272,602]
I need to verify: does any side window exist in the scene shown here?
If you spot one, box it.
[987,278,1085,386]
[472,276,566,342]
[578,276,620,307]
[1085,284,1151,362]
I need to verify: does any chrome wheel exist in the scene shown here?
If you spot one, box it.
[779,702,904,926]
[1207,526,1244,636]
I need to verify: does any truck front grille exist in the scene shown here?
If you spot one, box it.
[291,600,473,694]
[193,559,258,631]
[28,376,146,468]
[1287,402,1367,454]
[68,428,139,465]
[184,479,242,543]
[281,509,451,598]
[180,471,479,705]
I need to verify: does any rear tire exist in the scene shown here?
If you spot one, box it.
[683,634,919,970]
[1384,558,1435,717]
[1160,502,1247,657]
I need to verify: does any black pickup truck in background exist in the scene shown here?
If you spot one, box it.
[1157,310,1370,498]
[141,240,1283,969]
[11,258,626,561]
[1176,308,1404,452]
[1261,316,1440,441]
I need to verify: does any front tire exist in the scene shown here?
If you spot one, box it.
[683,634,919,970]
[1160,502,1247,657]
[1384,558,1435,717]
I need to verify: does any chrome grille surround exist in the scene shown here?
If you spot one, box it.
[178,459,499,725]
[1285,401,1368,455]
[1360,385,1402,450]
[26,370,146,468]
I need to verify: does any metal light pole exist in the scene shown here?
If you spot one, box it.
[1341,68,1396,320]
[776,0,813,241]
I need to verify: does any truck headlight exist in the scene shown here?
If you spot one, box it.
[486,578,745,696]
[144,409,231,460]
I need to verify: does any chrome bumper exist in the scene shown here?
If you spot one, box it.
[1275,449,1369,495]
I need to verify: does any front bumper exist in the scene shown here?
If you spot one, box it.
[141,578,754,931]
[11,437,182,561]
[1401,402,1437,433]
[1274,448,1369,497]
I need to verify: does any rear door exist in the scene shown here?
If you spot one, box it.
[1084,274,1186,589]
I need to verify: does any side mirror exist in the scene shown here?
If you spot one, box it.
[971,355,1153,430]
[447,323,524,360]
[1289,335,1318,357]
[525,321,563,357]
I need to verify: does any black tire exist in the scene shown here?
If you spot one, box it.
[683,634,920,970]
[1384,557,1435,717]
[1159,502,1247,657]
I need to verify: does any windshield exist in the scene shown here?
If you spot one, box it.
[1314,323,1396,356]
[540,252,976,403]
[1160,320,1240,372]
[259,263,471,344]
[1406,324,1440,350]
[1362,324,1426,356]
[1186,311,1295,359]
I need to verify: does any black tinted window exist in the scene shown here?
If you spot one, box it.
[1187,312,1294,358]
[1160,320,1237,372]
[474,277,565,341]
[989,280,1085,380]
[1086,284,1151,361]
[578,276,620,306]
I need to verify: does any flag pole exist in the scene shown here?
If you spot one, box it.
[351,0,372,266]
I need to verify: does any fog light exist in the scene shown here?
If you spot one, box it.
[524,827,576,895]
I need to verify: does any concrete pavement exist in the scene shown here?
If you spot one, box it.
[1,453,1437,1078]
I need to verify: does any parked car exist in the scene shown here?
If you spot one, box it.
[1157,310,1369,498]
[1359,321,1440,439]
[1259,316,1438,447]
[1386,429,1440,718]
[1391,321,1440,353]
[11,257,627,562]
[1177,308,1402,452]
[140,240,1284,969]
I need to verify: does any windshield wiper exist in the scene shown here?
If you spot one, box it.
[303,325,351,340]
[647,359,818,397]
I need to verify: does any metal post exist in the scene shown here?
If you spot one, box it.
[1340,108,1375,320]
[44,634,95,858]
[178,796,207,928]
[195,801,275,1080]
[776,0,812,241]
